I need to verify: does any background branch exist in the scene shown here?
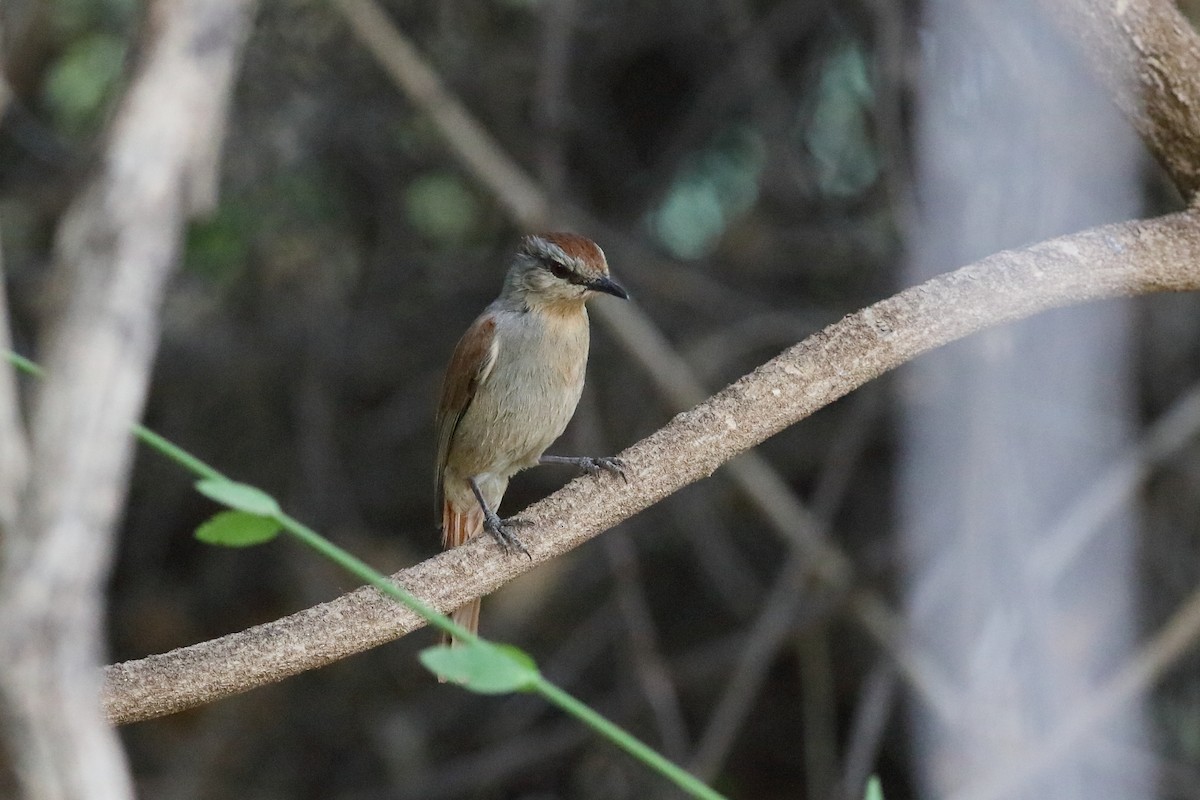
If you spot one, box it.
[1037,0,1200,198]
[103,209,1200,724]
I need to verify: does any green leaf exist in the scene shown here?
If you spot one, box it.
[419,641,541,694]
[195,510,281,547]
[195,479,281,516]
[864,776,884,800]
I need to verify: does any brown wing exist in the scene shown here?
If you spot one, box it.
[434,313,499,526]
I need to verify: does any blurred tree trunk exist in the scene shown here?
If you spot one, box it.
[902,1,1145,797]
[0,0,254,797]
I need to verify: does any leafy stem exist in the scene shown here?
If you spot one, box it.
[3,349,726,800]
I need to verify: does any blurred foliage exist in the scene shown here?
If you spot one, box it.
[649,126,767,259]
[186,199,255,286]
[41,32,126,135]
[36,0,135,136]
[404,172,483,245]
[49,0,136,36]
[185,166,356,295]
[804,39,878,197]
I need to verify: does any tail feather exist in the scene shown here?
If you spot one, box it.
[447,600,481,646]
[441,499,485,649]
[441,497,484,550]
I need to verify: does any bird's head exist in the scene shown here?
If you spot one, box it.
[503,233,628,309]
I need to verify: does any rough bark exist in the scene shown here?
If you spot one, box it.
[1038,0,1200,199]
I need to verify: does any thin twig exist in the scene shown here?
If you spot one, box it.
[396,719,587,800]
[688,387,883,780]
[687,544,813,781]
[489,596,621,737]
[799,630,839,800]
[672,485,765,619]
[1033,379,1200,583]
[682,309,834,383]
[606,533,692,761]
[839,662,898,800]
[334,0,549,228]
[574,390,691,759]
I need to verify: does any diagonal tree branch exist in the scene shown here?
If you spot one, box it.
[103,210,1200,724]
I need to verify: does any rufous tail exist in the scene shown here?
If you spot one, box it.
[441,498,485,650]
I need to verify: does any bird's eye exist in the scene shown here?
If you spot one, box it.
[546,261,573,281]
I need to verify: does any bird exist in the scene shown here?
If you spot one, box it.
[435,232,628,645]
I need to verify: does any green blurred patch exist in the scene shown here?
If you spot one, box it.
[186,200,254,286]
[648,126,766,260]
[804,39,879,198]
[185,167,354,291]
[265,169,340,228]
[51,0,136,38]
[42,33,127,136]
[404,172,481,245]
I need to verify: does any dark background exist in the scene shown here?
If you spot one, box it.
[3,0,1200,797]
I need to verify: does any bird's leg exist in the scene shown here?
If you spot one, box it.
[538,454,628,482]
[468,477,531,559]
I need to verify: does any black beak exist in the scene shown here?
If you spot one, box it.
[588,275,629,300]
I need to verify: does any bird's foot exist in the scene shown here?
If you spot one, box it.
[578,456,627,481]
[540,455,628,482]
[483,513,531,559]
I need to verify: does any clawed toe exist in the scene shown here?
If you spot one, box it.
[482,514,531,559]
[589,457,627,482]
